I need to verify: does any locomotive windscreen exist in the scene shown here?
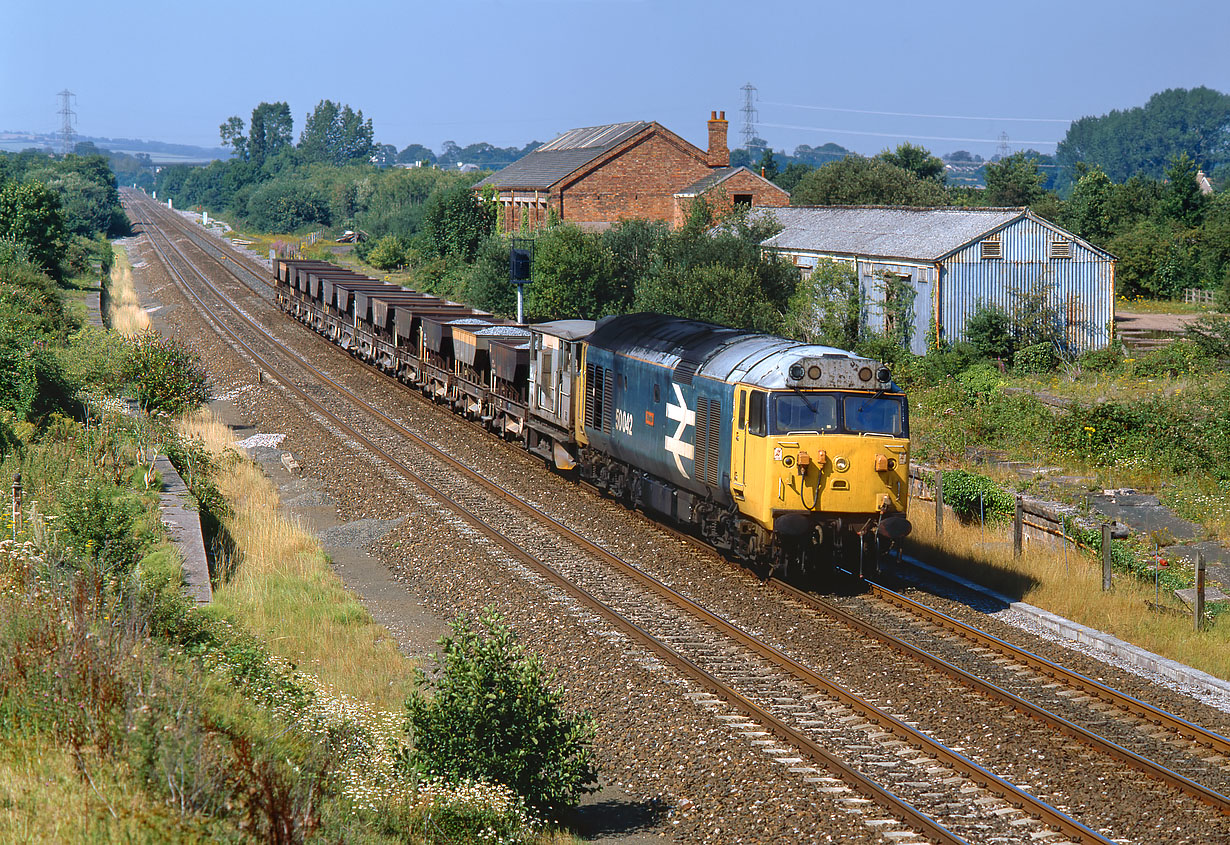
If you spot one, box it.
[843,395,905,437]
[773,394,838,434]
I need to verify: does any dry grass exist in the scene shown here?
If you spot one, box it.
[905,510,1230,681]
[105,245,152,336]
[0,739,188,843]
[178,410,413,711]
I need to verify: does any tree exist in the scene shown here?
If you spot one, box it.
[403,610,598,816]
[245,180,330,231]
[219,115,247,160]
[526,224,618,321]
[0,180,65,277]
[396,143,437,165]
[1063,165,1114,243]
[249,101,293,164]
[1160,152,1206,226]
[784,259,862,348]
[876,142,945,183]
[422,183,495,261]
[758,149,779,181]
[773,162,813,193]
[298,100,374,166]
[1058,87,1230,183]
[632,201,795,332]
[790,156,949,206]
[983,152,1046,206]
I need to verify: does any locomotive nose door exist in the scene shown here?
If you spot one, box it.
[732,386,748,500]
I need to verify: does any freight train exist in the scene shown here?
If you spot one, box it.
[272,258,911,575]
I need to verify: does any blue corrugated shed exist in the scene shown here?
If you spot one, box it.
[758,206,1116,354]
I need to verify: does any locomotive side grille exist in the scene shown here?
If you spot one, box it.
[584,363,597,429]
[602,368,614,434]
[694,396,710,484]
[705,400,721,486]
[673,359,698,385]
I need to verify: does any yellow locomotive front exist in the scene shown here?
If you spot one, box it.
[729,357,910,570]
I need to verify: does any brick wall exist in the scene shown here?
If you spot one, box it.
[675,170,791,225]
[560,132,712,226]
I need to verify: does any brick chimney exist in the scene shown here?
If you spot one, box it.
[707,110,729,168]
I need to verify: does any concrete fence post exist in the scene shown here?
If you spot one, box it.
[1014,497,1023,557]
[935,472,943,536]
[1195,551,1206,632]
[1101,523,1112,591]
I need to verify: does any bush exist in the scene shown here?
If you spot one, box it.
[123,330,209,416]
[963,303,1014,360]
[1013,342,1058,374]
[1183,314,1230,359]
[403,609,597,816]
[56,475,146,571]
[366,234,410,270]
[1078,342,1125,373]
[956,362,1005,404]
[1128,339,1210,378]
[939,469,1015,522]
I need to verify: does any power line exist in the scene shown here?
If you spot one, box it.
[759,121,1059,147]
[762,100,1072,124]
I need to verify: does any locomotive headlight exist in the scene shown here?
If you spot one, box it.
[789,363,805,380]
[877,366,892,383]
[834,456,849,472]
[807,365,822,380]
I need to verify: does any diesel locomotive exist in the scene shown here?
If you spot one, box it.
[273,258,911,574]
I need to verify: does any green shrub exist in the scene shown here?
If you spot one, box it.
[1078,342,1125,373]
[403,609,598,816]
[1184,314,1230,359]
[55,475,146,572]
[964,303,1014,360]
[1014,342,1058,374]
[939,469,1015,522]
[956,362,1005,404]
[123,330,209,416]
[366,234,410,270]
[1128,339,1210,377]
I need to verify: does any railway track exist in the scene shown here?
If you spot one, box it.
[124,190,1230,843]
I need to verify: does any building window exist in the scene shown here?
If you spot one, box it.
[981,233,1002,260]
[1050,239,1072,259]
[733,193,753,208]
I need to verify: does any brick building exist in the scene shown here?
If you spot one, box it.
[475,112,789,232]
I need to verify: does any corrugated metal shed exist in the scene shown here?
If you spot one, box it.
[760,206,1025,261]
[474,121,649,191]
[760,206,1116,354]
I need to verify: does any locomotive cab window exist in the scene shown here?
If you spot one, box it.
[747,390,767,436]
[773,393,837,434]
[843,395,905,437]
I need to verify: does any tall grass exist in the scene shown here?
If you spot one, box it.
[105,245,151,336]
[178,410,412,711]
[905,510,1230,681]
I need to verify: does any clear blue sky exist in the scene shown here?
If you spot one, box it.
[3,0,1227,160]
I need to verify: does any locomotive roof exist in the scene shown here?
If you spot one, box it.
[587,313,885,390]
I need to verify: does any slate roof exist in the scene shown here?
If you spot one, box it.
[474,121,650,191]
[676,166,742,196]
[758,206,1026,261]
